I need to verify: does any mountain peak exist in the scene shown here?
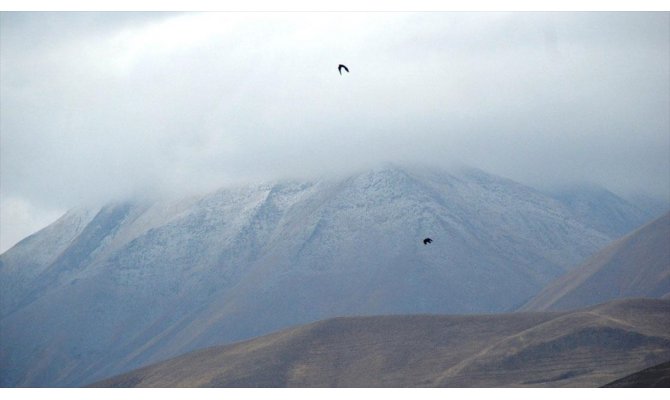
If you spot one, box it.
[0,166,649,387]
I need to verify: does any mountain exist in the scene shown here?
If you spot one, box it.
[90,298,670,388]
[0,165,643,387]
[547,184,660,238]
[602,360,670,387]
[625,193,670,222]
[521,212,670,312]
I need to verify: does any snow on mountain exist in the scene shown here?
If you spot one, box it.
[546,183,659,239]
[0,165,643,387]
[0,207,98,317]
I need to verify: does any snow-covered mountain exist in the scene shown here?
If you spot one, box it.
[0,165,650,387]
[546,184,661,239]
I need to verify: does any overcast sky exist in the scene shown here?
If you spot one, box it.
[1,11,669,252]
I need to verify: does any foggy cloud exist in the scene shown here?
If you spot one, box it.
[1,11,668,251]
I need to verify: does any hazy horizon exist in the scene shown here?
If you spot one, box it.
[2,11,669,251]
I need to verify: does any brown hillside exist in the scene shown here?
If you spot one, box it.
[602,360,670,387]
[91,298,670,388]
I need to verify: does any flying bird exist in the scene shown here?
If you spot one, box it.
[338,64,349,75]
[423,238,433,245]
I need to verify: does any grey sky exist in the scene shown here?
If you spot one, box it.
[1,11,669,252]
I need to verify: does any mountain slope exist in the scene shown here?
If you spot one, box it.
[521,212,670,312]
[0,207,97,317]
[548,184,658,238]
[0,166,635,387]
[602,360,670,387]
[90,298,670,388]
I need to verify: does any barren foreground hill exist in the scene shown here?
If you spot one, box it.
[602,360,670,387]
[92,298,670,388]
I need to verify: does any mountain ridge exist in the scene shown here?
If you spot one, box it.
[521,211,670,311]
[0,165,657,387]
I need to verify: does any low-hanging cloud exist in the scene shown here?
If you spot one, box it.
[1,11,669,250]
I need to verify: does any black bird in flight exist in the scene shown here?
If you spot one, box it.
[338,64,349,75]
[423,238,433,245]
